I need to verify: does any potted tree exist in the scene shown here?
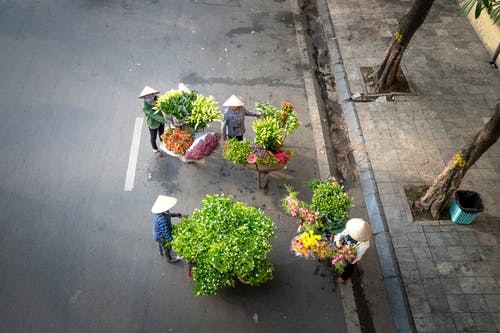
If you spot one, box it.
[172,194,275,295]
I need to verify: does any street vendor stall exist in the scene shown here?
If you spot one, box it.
[223,101,300,189]
[155,84,222,162]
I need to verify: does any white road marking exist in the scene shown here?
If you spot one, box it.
[124,117,143,191]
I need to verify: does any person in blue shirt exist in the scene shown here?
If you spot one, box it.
[151,195,183,263]
[221,95,262,141]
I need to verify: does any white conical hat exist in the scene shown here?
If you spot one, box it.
[223,95,244,107]
[345,218,372,242]
[151,195,177,213]
[138,85,160,98]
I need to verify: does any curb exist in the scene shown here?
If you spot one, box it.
[289,1,361,332]
[315,0,417,332]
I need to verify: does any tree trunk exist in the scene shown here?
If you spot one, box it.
[372,0,435,93]
[415,103,500,219]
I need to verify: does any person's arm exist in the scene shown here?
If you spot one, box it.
[221,111,228,139]
[243,107,261,117]
[334,229,349,246]
[143,103,166,123]
[352,240,370,264]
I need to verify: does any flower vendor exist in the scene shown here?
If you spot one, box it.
[333,218,373,283]
[151,195,183,263]
[138,85,166,153]
[221,94,262,141]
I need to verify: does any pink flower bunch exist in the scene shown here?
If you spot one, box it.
[297,207,322,226]
[282,189,323,232]
[331,244,357,273]
[285,195,300,217]
[184,133,221,161]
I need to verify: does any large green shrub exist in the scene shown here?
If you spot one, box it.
[172,194,275,295]
[308,178,353,233]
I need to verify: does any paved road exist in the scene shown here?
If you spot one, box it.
[0,1,349,332]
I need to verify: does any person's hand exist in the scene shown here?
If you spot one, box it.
[335,240,341,248]
[258,112,263,117]
[223,135,227,141]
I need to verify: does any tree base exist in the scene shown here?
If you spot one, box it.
[360,66,411,95]
[404,185,450,221]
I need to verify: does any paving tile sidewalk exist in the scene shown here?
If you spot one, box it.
[323,0,500,331]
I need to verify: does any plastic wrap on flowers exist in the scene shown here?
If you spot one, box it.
[184,132,221,161]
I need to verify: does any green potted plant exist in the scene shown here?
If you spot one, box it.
[172,194,275,295]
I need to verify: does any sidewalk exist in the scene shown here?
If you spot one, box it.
[319,0,500,332]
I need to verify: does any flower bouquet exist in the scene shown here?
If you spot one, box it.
[155,84,221,131]
[290,230,357,273]
[331,244,357,273]
[156,83,222,162]
[283,178,355,272]
[282,178,353,235]
[223,102,300,173]
[161,128,194,155]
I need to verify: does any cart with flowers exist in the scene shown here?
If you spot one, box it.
[154,84,222,162]
[223,102,300,189]
[282,178,356,274]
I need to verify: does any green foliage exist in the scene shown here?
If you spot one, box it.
[155,90,198,120]
[459,0,500,23]
[308,178,353,234]
[253,118,283,153]
[255,101,301,137]
[186,95,222,130]
[172,194,275,295]
[223,138,252,165]
[155,89,220,130]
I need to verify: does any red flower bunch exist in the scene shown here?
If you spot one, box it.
[161,128,194,155]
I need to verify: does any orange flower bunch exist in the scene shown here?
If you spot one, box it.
[161,128,194,155]
[281,102,294,112]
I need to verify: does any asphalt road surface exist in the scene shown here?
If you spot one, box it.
[0,1,348,332]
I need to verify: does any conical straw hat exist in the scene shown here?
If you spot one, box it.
[223,95,244,107]
[138,85,160,98]
[151,195,177,213]
[345,218,372,242]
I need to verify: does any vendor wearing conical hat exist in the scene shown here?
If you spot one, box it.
[151,195,183,263]
[333,218,373,283]
[139,85,165,153]
[221,94,262,141]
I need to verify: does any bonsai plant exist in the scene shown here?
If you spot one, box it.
[172,194,275,295]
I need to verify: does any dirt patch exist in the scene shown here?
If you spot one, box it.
[360,66,411,95]
[403,184,445,221]
[301,0,357,186]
